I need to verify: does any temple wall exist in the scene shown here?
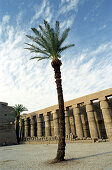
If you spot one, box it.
[0,102,17,146]
[20,88,112,142]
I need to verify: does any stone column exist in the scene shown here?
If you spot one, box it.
[81,113,88,138]
[21,119,24,139]
[100,97,112,139]
[37,115,42,137]
[24,118,28,138]
[65,108,71,136]
[72,104,84,138]
[53,110,59,136]
[19,120,22,139]
[86,102,98,139]
[30,116,35,137]
[69,115,76,136]
[44,113,51,137]
[94,111,101,139]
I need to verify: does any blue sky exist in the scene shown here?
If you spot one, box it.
[0,0,112,113]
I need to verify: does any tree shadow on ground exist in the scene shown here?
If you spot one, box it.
[46,151,112,165]
[65,151,112,162]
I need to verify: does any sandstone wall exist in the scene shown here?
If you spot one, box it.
[20,88,112,142]
[0,102,17,146]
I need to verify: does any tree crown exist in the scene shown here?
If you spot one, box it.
[12,104,28,118]
[25,20,75,61]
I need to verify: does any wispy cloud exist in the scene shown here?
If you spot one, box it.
[30,0,47,24]
[2,15,10,23]
[0,13,112,112]
[57,0,80,29]
[0,0,112,113]
[30,0,79,29]
[60,0,79,14]
[62,42,112,100]
[99,24,107,30]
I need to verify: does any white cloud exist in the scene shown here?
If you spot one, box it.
[16,12,23,26]
[61,43,112,101]
[30,0,47,24]
[44,5,53,23]
[1,23,111,113]
[57,0,80,29]
[99,24,107,30]
[2,15,10,24]
[59,0,79,14]
[30,0,79,30]
[60,15,75,28]
[0,2,112,114]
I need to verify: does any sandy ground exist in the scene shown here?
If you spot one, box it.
[0,142,112,170]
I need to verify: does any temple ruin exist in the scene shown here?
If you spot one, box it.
[20,88,112,143]
[0,102,17,146]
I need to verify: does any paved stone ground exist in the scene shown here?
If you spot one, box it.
[0,142,112,170]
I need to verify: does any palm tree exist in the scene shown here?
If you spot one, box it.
[25,20,74,162]
[12,104,28,144]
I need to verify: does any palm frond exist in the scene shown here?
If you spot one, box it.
[31,28,51,51]
[55,21,60,38]
[31,27,50,46]
[12,104,28,118]
[39,25,49,39]
[59,44,75,53]
[59,28,70,47]
[31,28,42,38]
[26,35,49,51]
[44,20,51,33]
[43,20,55,51]
[25,43,49,56]
[30,56,50,61]
[25,20,75,60]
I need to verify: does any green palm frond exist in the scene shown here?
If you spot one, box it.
[44,20,51,34]
[59,28,70,47]
[55,21,60,37]
[26,35,50,52]
[59,44,75,53]
[25,43,49,56]
[25,20,74,60]
[26,35,46,49]
[54,21,60,51]
[39,25,49,40]
[30,56,50,61]
[12,104,28,118]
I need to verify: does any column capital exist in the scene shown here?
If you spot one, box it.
[85,101,93,112]
[52,110,58,119]
[100,98,110,109]
[99,96,106,101]
[36,114,42,120]
[72,104,79,108]
[30,115,34,119]
[64,106,69,111]
[24,118,28,124]
[52,110,56,114]
[44,114,50,122]
[30,116,34,121]
[30,116,35,125]
[44,112,48,116]
[72,104,80,114]
[65,108,69,117]
[84,100,92,105]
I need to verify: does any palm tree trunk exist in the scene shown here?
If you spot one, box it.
[51,59,65,162]
[16,117,20,144]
